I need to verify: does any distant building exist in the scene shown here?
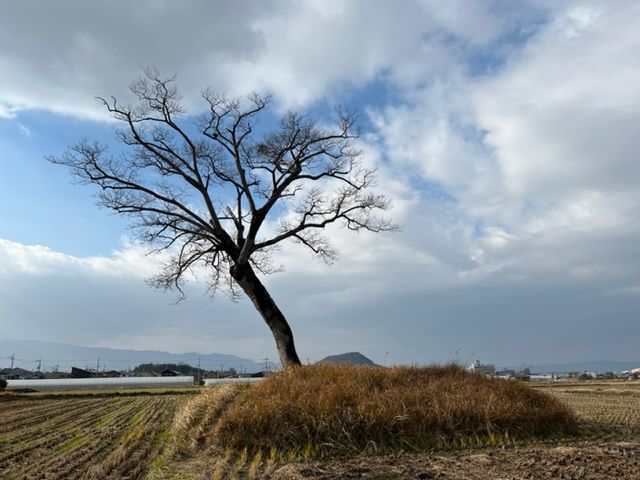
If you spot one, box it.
[1,368,39,380]
[468,360,496,376]
[0,368,19,380]
[160,369,182,377]
[71,367,95,379]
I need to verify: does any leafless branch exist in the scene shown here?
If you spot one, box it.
[49,69,396,297]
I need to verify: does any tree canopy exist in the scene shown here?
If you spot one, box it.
[50,69,396,367]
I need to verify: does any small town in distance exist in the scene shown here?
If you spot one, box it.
[3,352,640,390]
[468,360,640,381]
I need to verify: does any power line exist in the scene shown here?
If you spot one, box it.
[1,356,263,363]
[0,356,262,371]
[0,354,265,373]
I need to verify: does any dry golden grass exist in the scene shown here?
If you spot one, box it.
[169,383,249,457]
[540,386,640,439]
[213,364,577,456]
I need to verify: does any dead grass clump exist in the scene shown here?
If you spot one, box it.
[170,383,249,457]
[214,364,577,455]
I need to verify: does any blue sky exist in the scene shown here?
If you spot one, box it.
[1,0,639,367]
[0,112,126,255]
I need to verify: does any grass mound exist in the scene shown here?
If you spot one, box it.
[214,364,577,455]
[170,383,249,457]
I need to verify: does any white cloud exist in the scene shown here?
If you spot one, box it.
[366,0,640,282]
[0,1,276,119]
[0,0,522,117]
[0,238,159,278]
[224,0,448,106]
[473,2,640,198]
[1,2,639,365]
[17,123,31,137]
[0,104,16,118]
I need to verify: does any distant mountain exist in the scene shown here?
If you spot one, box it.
[317,352,381,367]
[506,360,640,374]
[0,339,262,373]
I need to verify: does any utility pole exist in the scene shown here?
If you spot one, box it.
[96,357,100,375]
[36,359,41,373]
[10,354,14,370]
[263,357,269,373]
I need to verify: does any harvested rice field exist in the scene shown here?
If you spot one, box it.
[0,392,181,480]
[153,380,640,479]
[3,380,640,479]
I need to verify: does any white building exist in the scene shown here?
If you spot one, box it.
[468,360,496,376]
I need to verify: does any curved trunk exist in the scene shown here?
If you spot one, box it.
[230,263,301,369]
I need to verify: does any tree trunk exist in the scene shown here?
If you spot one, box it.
[230,262,302,369]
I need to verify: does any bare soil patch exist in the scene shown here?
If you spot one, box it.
[267,441,640,479]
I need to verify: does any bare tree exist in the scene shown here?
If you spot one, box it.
[50,69,396,368]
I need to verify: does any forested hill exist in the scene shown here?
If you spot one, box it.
[317,352,381,367]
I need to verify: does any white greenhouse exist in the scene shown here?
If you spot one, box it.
[5,376,194,391]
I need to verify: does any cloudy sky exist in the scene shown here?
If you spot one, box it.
[1,0,639,367]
